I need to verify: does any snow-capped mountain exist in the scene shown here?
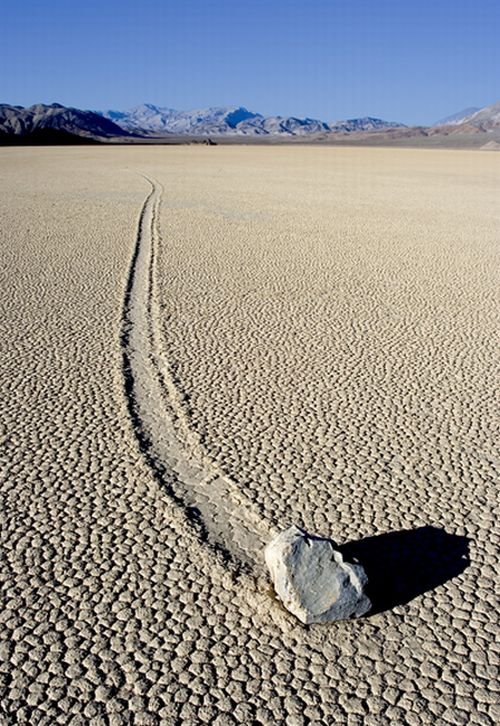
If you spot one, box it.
[98,104,401,136]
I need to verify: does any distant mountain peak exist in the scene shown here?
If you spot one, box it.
[433,107,481,126]
[224,107,261,128]
[432,101,500,132]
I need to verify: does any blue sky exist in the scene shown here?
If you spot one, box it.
[1,0,499,125]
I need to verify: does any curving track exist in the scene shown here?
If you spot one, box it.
[121,175,273,573]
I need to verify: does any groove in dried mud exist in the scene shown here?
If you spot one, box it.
[121,175,273,579]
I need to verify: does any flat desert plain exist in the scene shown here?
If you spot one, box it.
[0,145,498,724]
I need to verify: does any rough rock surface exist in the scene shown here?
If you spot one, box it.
[265,526,371,624]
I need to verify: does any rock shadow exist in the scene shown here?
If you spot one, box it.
[338,526,470,615]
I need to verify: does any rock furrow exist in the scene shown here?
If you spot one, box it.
[121,175,273,575]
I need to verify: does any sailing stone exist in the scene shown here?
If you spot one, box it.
[265,525,371,624]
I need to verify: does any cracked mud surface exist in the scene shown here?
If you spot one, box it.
[1,146,498,724]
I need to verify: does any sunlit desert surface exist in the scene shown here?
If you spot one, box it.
[1,145,498,724]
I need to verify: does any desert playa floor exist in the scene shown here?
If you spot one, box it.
[0,145,498,724]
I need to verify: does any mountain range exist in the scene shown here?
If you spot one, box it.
[98,103,405,136]
[1,100,499,146]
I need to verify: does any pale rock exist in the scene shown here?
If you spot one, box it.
[265,525,371,624]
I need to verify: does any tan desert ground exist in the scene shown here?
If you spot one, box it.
[0,145,498,724]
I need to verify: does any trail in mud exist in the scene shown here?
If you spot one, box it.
[121,175,274,575]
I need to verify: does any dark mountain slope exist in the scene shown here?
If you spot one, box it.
[0,103,129,140]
